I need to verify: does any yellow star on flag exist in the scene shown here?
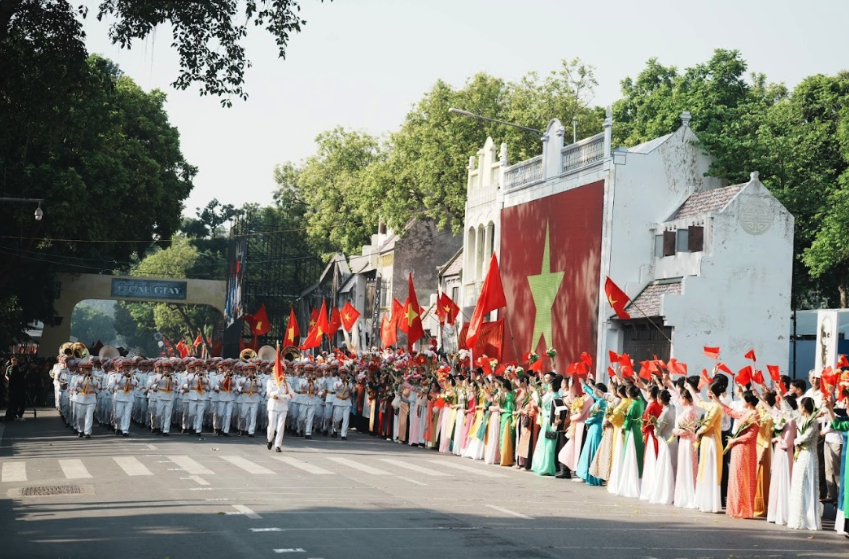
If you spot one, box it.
[404,304,419,327]
[527,222,564,351]
[254,321,262,332]
[344,312,351,322]
[287,325,295,339]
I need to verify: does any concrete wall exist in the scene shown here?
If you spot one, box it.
[39,273,226,358]
[662,176,794,374]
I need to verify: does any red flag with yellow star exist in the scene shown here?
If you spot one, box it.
[340,301,360,332]
[466,255,506,348]
[380,314,396,348]
[284,306,300,346]
[604,277,631,320]
[250,303,272,336]
[315,300,329,339]
[436,292,460,326]
[328,307,342,337]
[399,274,424,350]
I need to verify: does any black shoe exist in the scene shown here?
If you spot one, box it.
[341,437,347,441]
[267,441,273,450]
[163,432,169,437]
[181,428,187,434]
[555,472,570,479]
[304,435,312,440]
[195,431,202,436]
[116,430,123,436]
[275,447,282,452]
[222,432,229,437]
[85,434,91,439]
[78,432,84,438]
[248,434,254,438]
[122,433,129,437]
[331,432,337,438]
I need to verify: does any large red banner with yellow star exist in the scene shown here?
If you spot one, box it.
[499,180,604,372]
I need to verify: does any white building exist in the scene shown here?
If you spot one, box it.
[458,110,795,376]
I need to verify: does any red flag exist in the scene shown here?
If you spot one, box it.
[580,352,593,368]
[744,349,757,362]
[735,365,753,385]
[698,369,712,390]
[193,333,203,348]
[838,355,849,369]
[608,350,619,364]
[703,346,720,360]
[667,358,687,376]
[315,300,329,339]
[299,326,321,350]
[822,366,838,399]
[340,301,360,332]
[567,362,577,377]
[618,354,634,377]
[380,315,396,348]
[474,320,504,361]
[274,342,285,384]
[284,307,300,347]
[436,293,460,325]
[328,307,342,337]
[752,369,765,385]
[309,307,319,330]
[399,274,425,350]
[467,255,507,348]
[176,340,189,358]
[251,303,271,336]
[767,364,781,382]
[607,366,617,378]
[522,350,532,363]
[638,361,653,380]
[604,277,631,320]
[391,298,404,330]
[716,362,732,376]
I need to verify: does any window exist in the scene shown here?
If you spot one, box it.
[654,235,664,258]
[688,226,704,252]
[452,286,459,303]
[676,229,689,252]
[662,231,676,257]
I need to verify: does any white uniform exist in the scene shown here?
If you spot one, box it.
[182,372,208,434]
[298,377,317,437]
[323,374,338,433]
[150,373,177,434]
[266,377,295,450]
[332,377,352,438]
[237,375,263,436]
[72,374,100,436]
[111,373,137,434]
[214,374,237,434]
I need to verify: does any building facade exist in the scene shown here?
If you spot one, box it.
[459,110,794,376]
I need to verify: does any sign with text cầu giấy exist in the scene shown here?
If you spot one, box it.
[111,278,188,301]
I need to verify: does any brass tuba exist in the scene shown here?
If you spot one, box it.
[99,345,121,360]
[240,348,258,361]
[71,342,89,359]
[282,346,301,362]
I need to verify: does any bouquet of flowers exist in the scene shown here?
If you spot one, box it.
[794,405,822,460]
[528,352,540,365]
[668,416,697,444]
[570,396,585,415]
[546,348,558,359]
[772,416,787,438]
[693,417,710,450]
[723,416,758,455]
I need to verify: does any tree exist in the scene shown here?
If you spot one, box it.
[0,54,196,347]
[275,59,602,254]
[70,304,115,347]
[0,0,328,106]
[119,237,224,356]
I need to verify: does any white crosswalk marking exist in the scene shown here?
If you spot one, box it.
[59,459,92,479]
[220,456,274,475]
[326,457,391,475]
[168,455,214,475]
[379,458,452,477]
[2,461,27,482]
[272,456,333,475]
[426,460,507,478]
[113,456,153,476]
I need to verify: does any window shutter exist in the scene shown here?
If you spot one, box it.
[688,226,704,252]
[662,230,676,256]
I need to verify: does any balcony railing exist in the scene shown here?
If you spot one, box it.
[503,155,543,190]
[561,132,605,174]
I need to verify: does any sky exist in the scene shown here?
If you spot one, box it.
[80,0,849,218]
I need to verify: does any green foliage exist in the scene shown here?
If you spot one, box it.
[70,304,115,346]
[276,59,602,253]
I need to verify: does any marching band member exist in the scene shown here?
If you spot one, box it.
[332,367,353,440]
[111,362,138,436]
[214,362,237,436]
[150,361,177,436]
[237,363,263,437]
[266,363,295,452]
[72,361,100,438]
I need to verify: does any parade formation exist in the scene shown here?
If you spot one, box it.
[48,340,849,537]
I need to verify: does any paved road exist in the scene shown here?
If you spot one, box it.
[0,410,845,559]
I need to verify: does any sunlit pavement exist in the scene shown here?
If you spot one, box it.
[0,409,844,559]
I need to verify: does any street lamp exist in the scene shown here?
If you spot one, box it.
[448,108,543,136]
[1,197,45,221]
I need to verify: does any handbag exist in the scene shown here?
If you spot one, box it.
[545,430,557,440]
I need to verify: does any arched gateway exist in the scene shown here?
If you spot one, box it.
[37,273,226,357]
